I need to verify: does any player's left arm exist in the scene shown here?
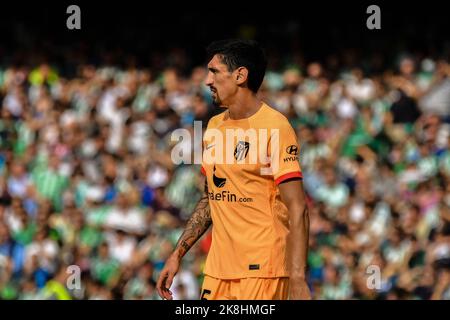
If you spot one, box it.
[279,179,312,300]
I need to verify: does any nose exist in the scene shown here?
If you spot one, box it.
[204,72,213,87]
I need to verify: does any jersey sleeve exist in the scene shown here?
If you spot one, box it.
[269,119,303,185]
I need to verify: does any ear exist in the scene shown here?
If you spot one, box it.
[235,67,249,86]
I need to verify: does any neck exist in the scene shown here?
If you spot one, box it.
[227,91,262,120]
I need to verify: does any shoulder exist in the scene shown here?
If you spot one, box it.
[258,102,293,129]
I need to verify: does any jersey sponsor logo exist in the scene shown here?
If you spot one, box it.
[209,165,253,203]
[208,190,237,202]
[234,141,250,161]
[286,145,299,155]
[212,165,226,188]
[283,156,299,163]
[207,190,253,203]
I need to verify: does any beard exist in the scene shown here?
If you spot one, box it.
[211,91,223,107]
[212,96,222,106]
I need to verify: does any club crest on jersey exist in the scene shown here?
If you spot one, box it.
[234,141,250,161]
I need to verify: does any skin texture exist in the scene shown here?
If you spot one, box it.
[278,179,311,300]
[157,54,311,300]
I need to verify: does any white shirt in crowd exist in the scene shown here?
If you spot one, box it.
[104,206,146,235]
[105,233,137,265]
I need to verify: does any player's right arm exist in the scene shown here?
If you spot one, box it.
[156,179,211,300]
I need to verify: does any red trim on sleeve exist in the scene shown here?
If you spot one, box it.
[201,166,206,176]
[275,171,303,185]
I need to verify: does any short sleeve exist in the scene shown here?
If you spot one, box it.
[269,120,303,185]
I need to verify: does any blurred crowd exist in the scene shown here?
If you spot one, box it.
[0,47,450,300]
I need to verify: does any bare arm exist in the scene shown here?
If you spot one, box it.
[173,180,212,259]
[156,179,211,300]
[278,179,311,300]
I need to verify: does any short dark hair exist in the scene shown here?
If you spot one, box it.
[206,39,267,93]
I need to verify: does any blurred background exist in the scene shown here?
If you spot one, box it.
[0,0,449,300]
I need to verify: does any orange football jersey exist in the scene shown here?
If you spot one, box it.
[201,102,302,279]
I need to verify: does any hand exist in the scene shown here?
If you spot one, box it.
[156,254,181,300]
[289,277,312,300]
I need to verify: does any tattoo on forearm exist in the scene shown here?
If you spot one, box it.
[175,187,212,258]
[180,241,190,252]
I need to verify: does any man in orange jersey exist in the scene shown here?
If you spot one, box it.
[157,39,311,300]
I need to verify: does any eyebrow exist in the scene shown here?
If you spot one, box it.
[208,67,219,73]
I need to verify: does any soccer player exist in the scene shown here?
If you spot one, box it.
[157,39,311,300]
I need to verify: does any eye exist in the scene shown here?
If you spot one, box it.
[208,68,218,74]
